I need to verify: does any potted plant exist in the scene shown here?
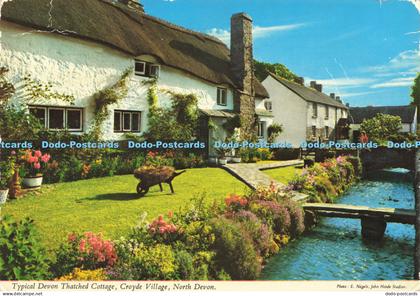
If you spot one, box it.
[216,148,228,165]
[232,148,242,163]
[21,150,51,189]
[0,160,13,204]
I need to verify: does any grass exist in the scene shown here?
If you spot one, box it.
[1,168,247,251]
[262,166,303,184]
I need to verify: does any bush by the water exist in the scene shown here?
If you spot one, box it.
[288,155,360,202]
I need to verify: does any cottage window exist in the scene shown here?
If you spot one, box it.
[134,60,146,76]
[312,125,316,137]
[67,109,83,131]
[258,121,265,138]
[29,106,83,131]
[134,60,160,78]
[114,110,141,133]
[325,105,329,119]
[29,106,47,128]
[217,87,227,106]
[312,102,318,118]
[325,126,329,138]
[264,100,273,111]
[149,65,160,78]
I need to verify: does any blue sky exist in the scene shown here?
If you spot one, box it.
[142,0,420,107]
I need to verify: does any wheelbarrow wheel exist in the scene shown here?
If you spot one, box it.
[137,183,149,197]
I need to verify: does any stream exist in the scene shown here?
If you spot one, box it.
[261,168,415,280]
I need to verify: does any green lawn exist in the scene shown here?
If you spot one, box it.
[262,166,303,184]
[1,168,247,251]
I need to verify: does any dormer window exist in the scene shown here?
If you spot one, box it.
[134,60,160,78]
[134,60,146,76]
[149,65,160,78]
[264,100,273,111]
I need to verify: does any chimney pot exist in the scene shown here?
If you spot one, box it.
[310,81,317,88]
[346,103,350,107]
[315,83,323,93]
[330,93,335,99]
[336,96,342,103]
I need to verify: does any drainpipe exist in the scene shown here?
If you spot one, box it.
[415,149,420,279]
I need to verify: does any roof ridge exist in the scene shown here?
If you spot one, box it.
[101,0,228,47]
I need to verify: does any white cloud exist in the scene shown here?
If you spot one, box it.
[305,77,376,88]
[207,23,306,45]
[371,76,416,88]
[339,90,382,98]
[366,49,420,75]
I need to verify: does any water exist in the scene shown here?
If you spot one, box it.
[261,169,415,280]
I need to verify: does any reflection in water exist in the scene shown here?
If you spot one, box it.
[261,169,415,280]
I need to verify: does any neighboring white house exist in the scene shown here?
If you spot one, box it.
[0,0,269,157]
[261,73,349,147]
[349,105,418,142]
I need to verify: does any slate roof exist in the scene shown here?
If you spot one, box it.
[268,72,348,109]
[1,0,268,98]
[349,105,417,124]
[200,109,237,118]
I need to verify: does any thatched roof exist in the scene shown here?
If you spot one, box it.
[1,0,268,98]
[349,105,417,124]
[268,72,348,109]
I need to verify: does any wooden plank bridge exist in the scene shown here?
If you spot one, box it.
[303,203,416,225]
[302,203,416,241]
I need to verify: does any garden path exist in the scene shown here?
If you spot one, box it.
[222,160,308,201]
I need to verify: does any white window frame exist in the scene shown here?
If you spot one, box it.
[325,126,329,138]
[48,107,65,130]
[114,111,122,132]
[29,106,47,128]
[264,100,273,111]
[122,112,132,132]
[312,102,318,118]
[66,108,83,132]
[134,60,146,76]
[115,110,142,133]
[149,64,160,78]
[258,121,265,138]
[325,105,329,120]
[217,87,227,106]
[131,112,141,132]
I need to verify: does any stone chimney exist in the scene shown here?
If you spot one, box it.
[231,13,256,140]
[119,0,144,12]
[330,93,335,99]
[295,77,304,85]
[336,96,342,103]
[310,81,317,89]
[315,83,323,93]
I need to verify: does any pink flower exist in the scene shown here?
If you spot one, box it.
[28,156,38,163]
[33,162,41,170]
[34,150,42,158]
[41,154,51,163]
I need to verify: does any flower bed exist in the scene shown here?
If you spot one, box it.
[287,155,361,203]
[0,184,305,281]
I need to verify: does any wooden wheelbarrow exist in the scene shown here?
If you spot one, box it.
[134,166,186,197]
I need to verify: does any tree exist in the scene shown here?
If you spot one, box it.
[360,113,402,144]
[254,60,298,82]
[411,73,420,123]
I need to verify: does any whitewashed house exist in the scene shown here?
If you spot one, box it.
[261,73,349,147]
[349,105,418,142]
[0,0,268,156]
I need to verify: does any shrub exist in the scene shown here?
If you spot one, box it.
[0,216,50,280]
[209,217,261,280]
[57,268,107,281]
[284,201,305,238]
[129,244,177,280]
[52,232,117,277]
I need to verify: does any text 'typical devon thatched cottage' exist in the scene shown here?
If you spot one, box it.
[0,0,269,156]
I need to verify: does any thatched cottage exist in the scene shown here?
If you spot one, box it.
[0,0,270,156]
